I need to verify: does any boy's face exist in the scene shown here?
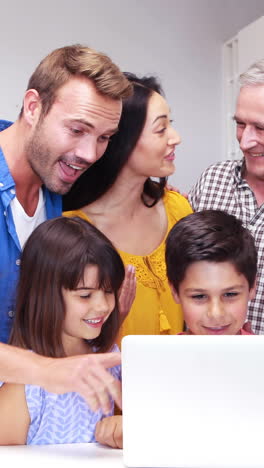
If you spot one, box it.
[171,261,256,335]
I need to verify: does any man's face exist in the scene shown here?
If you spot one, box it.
[26,76,122,194]
[234,85,264,183]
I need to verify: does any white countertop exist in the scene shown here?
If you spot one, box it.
[0,443,127,467]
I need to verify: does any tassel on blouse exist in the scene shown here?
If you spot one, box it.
[159,309,171,332]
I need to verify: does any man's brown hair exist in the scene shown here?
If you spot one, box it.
[20,44,132,117]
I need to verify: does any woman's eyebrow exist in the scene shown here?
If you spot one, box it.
[152,114,168,124]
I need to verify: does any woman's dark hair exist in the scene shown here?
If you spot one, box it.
[10,217,125,357]
[63,72,167,210]
[166,210,257,292]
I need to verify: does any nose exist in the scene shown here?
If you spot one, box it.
[168,126,181,146]
[238,125,257,152]
[92,290,111,315]
[74,138,98,165]
[206,298,225,320]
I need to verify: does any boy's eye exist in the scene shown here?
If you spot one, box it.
[223,292,239,298]
[191,294,206,300]
[71,128,83,135]
[98,135,111,142]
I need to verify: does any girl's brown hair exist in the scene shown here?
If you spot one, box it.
[10,217,125,357]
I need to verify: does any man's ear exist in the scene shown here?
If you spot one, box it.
[169,283,180,304]
[249,279,257,301]
[22,89,42,126]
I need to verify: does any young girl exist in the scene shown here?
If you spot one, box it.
[0,216,125,445]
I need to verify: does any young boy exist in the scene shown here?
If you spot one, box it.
[96,209,257,447]
[165,209,257,335]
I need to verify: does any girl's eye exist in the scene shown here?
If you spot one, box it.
[80,294,91,299]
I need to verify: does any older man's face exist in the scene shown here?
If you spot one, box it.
[234,85,264,183]
[26,76,122,194]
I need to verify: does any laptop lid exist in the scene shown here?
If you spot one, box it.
[121,334,264,468]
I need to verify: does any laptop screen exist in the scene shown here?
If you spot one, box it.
[122,334,264,468]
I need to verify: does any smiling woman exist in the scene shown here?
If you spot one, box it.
[63,73,193,344]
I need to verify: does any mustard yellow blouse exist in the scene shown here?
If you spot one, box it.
[64,190,192,346]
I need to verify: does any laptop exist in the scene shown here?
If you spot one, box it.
[121,334,264,468]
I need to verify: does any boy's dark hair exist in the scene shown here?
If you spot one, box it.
[10,217,125,357]
[63,72,167,211]
[165,210,257,292]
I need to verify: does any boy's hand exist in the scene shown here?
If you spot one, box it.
[95,415,123,448]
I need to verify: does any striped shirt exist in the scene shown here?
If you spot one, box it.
[188,159,264,334]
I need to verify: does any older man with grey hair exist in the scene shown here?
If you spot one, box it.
[189,59,264,334]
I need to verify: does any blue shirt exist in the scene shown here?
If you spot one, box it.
[0,120,62,343]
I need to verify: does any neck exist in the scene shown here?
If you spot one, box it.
[0,119,43,214]
[86,170,148,214]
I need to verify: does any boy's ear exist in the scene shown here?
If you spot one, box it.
[249,280,257,301]
[169,283,180,304]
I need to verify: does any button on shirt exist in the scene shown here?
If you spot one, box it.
[188,159,264,334]
[0,120,62,343]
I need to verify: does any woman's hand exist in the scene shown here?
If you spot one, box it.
[118,265,136,323]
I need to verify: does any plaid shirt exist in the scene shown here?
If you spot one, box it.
[188,159,264,334]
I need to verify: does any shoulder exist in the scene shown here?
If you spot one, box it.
[0,120,13,132]
[240,329,255,335]
[193,160,239,183]
[63,209,90,222]
[188,160,241,209]
[163,189,193,218]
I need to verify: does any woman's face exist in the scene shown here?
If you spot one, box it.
[127,91,181,178]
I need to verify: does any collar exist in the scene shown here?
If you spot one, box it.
[0,120,15,191]
[234,159,249,188]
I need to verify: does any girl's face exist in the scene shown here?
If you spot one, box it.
[126,91,181,178]
[61,264,115,355]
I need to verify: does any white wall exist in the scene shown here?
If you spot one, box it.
[1,0,264,191]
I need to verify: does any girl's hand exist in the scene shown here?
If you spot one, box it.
[95,415,123,448]
[118,265,136,323]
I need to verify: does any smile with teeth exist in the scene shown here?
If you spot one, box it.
[206,326,228,329]
[84,318,102,324]
[203,324,230,331]
[250,153,264,157]
[66,162,83,170]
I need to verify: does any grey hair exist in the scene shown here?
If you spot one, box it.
[239,59,264,87]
